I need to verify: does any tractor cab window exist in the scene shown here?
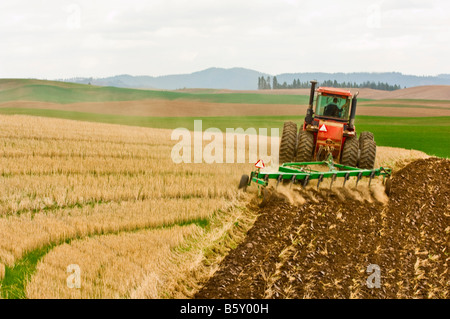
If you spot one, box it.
[315,95,350,120]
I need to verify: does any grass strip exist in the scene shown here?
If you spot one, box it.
[0,217,209,299]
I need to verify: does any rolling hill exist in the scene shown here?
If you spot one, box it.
[60,68,450,90]
[0,78,449,158]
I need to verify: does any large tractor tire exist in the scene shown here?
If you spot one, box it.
[279,121,298,164]
[359,138,377,169]
[359,131,374,148]
[296,130,315,162]
[340,136,359,167]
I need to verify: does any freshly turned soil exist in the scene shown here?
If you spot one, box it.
[195,158,449,299]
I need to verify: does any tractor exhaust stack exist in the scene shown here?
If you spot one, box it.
[348,91,359,130]
[305,80,317,125]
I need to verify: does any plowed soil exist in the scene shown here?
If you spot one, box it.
[195,157,449,299]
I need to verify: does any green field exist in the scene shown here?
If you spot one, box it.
[0,107,448,158]
[1,79,382,105]
[0,80,312,104]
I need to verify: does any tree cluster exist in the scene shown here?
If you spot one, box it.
[258,76,272,90]
[258,76,401,91]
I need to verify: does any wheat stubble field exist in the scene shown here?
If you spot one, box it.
[0,114,260,298]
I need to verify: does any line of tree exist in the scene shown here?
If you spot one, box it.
[258,76,272,90]
[258,76,401,91]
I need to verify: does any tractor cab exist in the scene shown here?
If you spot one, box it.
[302,86,357,162]
[314,87,352,122]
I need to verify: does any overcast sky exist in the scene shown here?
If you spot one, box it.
[1,0,449,79]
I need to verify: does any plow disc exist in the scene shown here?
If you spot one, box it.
[240,155,392,195]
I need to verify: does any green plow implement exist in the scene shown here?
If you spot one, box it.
[239,155,392,195]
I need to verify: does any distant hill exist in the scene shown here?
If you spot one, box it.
[64,68,268,90]
[60,68,450,90]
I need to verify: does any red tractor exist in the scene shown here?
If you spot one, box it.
[279,80,376,168]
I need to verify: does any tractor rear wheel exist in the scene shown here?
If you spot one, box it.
[341,136,359,167]
[296,130,315,162]
[359,138,377,169]
[359,131,374,148]
[279,121,297,164]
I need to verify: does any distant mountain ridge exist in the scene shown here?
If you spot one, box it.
[61,68,450,90]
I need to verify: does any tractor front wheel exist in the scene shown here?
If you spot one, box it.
[279,121,298,164]
[296,130,315,162]
[341,136,359,167]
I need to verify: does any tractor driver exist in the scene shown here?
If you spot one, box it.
[324,98,341,117]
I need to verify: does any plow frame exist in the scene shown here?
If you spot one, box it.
[247,157,392,189]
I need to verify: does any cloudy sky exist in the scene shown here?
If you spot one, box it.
[0,0,449,79]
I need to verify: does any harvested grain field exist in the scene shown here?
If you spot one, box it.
[0,114,256,298]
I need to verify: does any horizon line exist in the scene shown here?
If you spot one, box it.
[2,67,449,81]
